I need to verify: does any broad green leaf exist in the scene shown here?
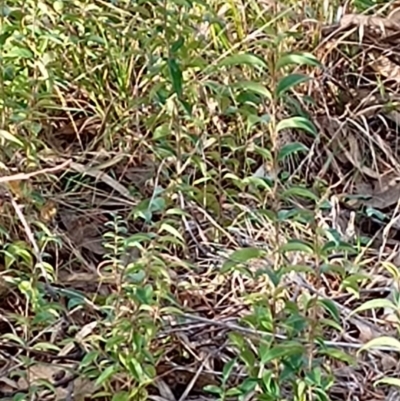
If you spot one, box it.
[247,113,271,130]
[222,247,266,272]
[112,392,130,401]
[276,74,310,97]
[280,239,314,254]
[171,36,185,53]
[242,176,273,190]
[231,81,271,100]
[5,47,33,59]
[217,53,267,69]
[225,388,242,396]
[159,223,184,242]
[319,318,343,332]
[350,298,395,316]
[321,241,356,254]
[222,359,236,383]
[375,377,400,388]
[319,348,356,364]
[277,52,321,69]
[1,333,26,346]
[261,343,304,364]
[358,336,400,354]
[95,365,117,387]
[168,58,183,98]
[276,116,317,137]
[278,142,309,161]
[203,385,222,394]
[318,299,340,322]
[0,129,24,147]
[254,145,273,160]
[282,186,319,202]
[33,342,61,352]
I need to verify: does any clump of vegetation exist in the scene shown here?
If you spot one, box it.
[1,0,400,400]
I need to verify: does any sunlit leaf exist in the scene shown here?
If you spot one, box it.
[222,247,266,272]
[350,299,395,316]
[375,377,400,388]
[280,239,314,254]
[5,46,33,59]
[358,336,400,354]
[231,81,271,100]
[381,262,400,280]
[159,223,184,242]
[319,318,343,332]
[276,116,317,137]
[0,129,24,147]
[53,0,63,13]
[277,52,321,69]
[217,53,267,69]
[204,385,222,394]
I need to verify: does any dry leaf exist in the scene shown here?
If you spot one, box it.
[40,200,58,222]
[354,320,379,343]
[60,212,105,255]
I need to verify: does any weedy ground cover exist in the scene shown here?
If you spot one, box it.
[1,0,400,400]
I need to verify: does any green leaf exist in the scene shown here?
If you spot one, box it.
[350,298,395,316]
[222,359,236,383]
[217,53,267,69]
[222,247,266,272]
[319,318,343,332]
[1,333,26,346]
[276,116,317,137]
[168,58,183,98]
[321,241,356,254]
[32,342,61,352]
[260,343,304,364]
[5,47,33,59]
[278,142,309,161]
[280,239,314,254]
[95,365,117,387]
[318,299,340,322]
[282,186,319,202]
[159,223,184,242]
[358,336,400,354]
[319,348,356,365]
[225,388,242,396]
[112,391,130,401]
[203,385,222,394]
[171,36,185,53]
[231,81,271,100]
[375,377,400,388]
[0,129,24,147]
[277,52,321,69]
[276,74,310,97]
